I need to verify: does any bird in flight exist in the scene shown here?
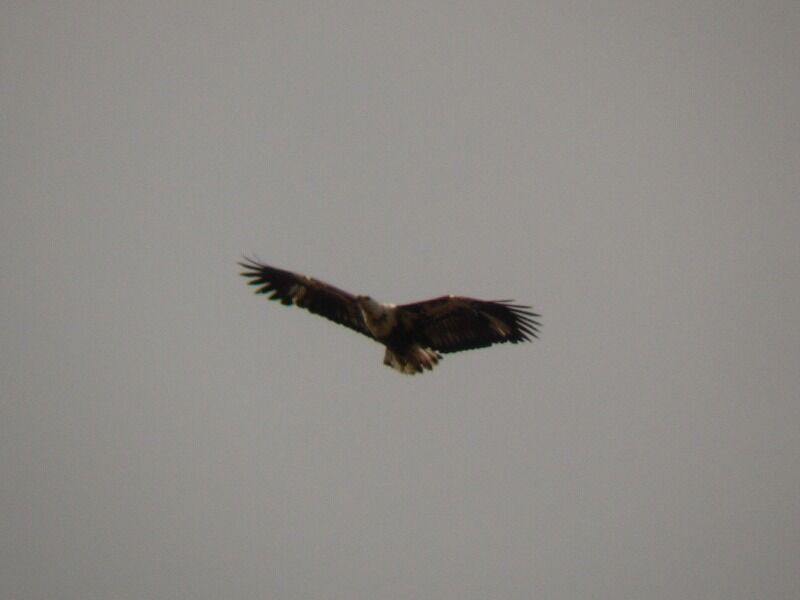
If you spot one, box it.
[239,258,540,374]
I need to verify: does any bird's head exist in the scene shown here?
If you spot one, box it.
[356,295,386,321]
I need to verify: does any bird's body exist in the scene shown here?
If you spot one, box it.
[239,258,540,374]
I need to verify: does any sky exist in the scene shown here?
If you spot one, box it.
[2,1,799,599]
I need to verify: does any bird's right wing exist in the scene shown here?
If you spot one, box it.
[239,258,373,339]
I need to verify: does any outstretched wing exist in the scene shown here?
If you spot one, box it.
[239,258,373,339]
[398,296,540,354]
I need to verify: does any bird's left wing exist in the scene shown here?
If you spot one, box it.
[398,296,540,354]
[239,258,373,339]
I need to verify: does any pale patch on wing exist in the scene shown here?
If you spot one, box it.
[289,284,307,304]
[486,314,512,337]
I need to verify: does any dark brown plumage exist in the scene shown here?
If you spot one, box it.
[239,258,540,374]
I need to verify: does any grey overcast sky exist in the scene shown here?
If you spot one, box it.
[2,2,799,599]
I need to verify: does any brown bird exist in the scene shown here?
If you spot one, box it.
[240,258,540,374]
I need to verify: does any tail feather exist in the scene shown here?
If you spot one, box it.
[384,346,441,374]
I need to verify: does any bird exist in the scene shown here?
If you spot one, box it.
[239,258,540,374]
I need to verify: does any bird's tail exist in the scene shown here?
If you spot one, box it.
[383,346,441,375]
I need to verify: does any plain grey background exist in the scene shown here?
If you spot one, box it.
[2,2,799,599]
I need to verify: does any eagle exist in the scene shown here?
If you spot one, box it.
[239,258,540,374]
